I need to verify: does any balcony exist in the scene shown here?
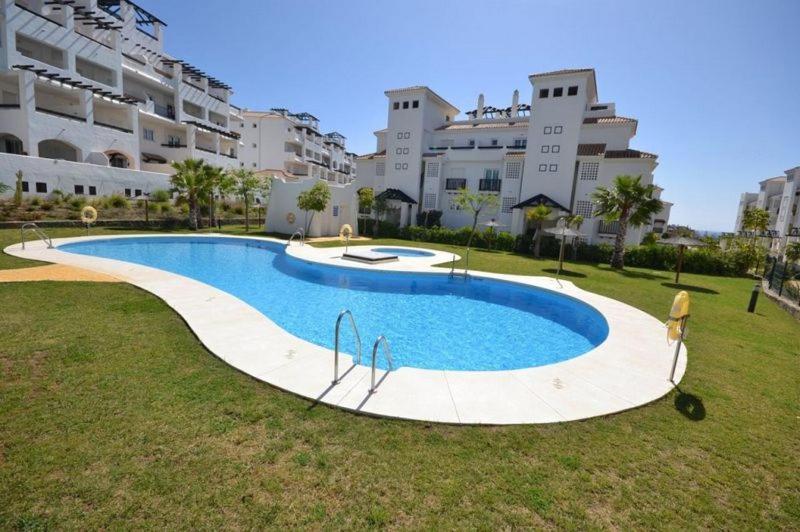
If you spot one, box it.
[479,179,501,192]
[445,178,467,191]
[95,120,133,134]
[161,142,187,148]
[153,103,175,119]
[36,106,86,122]
[196,145,216,155]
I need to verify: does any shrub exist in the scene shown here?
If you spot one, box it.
[106,194,129,209]
[40,201,54,212]
[159,204,172,214]
[416,210,443,228]
[233,206,244,215]
[150,189,171,203]
[29,197,41,207]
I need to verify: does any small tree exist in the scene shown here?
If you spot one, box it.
[526,204,553,258]
[231,168,269,232]
[592,174,663,269]
[785,241,800,264]
[741,207,771,271]
[14,170,24,206]
[357,187,374,235]
[170,158,212,230]
[567,214,584,259]
[297,180,331,234]
[372,196,388,237]
[454,188,499,271]
[202,164,228,229]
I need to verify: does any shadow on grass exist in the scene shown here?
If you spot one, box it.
[674,387,706,421]
[542,268,587,278]
[606,268,671,281]
[661,282,719,295]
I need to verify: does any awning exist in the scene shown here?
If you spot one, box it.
[141,152,167,164]
[512,194,570,212]
[376,188,417,204]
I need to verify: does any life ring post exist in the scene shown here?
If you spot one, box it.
[669,314,688,383]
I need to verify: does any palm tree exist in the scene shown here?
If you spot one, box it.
[170,158,211,230]
[567,214,584,260]
[453,188,499,271]
[526,204,552,258]
[202,164,230,229]
[592,175,663,269]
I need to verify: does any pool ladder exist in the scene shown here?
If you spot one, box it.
[20,222,54,250]
[333,309,394,393]
[286,228,305,248]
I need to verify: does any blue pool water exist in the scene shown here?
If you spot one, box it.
[60,237,608,371]
[371,247,435,257]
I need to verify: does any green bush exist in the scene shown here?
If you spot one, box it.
[29,197,41,207]
[40,201,54,212]
[150,189,171,203]
[106,194,129,209]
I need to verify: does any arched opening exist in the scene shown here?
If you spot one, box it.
[106,151,132,169]
[0,133,24,155]
[38,139,78,162]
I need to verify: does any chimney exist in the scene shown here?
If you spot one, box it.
[476,93,484,119]
[511,89,519,116]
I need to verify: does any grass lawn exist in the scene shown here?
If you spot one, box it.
[1,227,798,528]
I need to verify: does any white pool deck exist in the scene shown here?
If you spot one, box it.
[5,234,687,425]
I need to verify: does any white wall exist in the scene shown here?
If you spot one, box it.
[266,176,358,237]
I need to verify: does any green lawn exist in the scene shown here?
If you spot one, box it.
[1,227,798,529]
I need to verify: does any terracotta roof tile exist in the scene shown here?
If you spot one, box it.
[583,116,637,125]
[436,120,529,131]
[531,68,594,78]
[604,149,657,159]
[356,150,386,160]
[577,143,606,156]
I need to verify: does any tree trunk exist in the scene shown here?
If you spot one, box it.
[611,213,629,269]
[464,213,478,272]
[373,215,379,237]
[533,223,542,258]
[306,211,314,235]
[189,196,198,230]
[244,197,250,232]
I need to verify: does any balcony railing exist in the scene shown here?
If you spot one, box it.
[0,103,21,109]
[36,107,86,122]
[95,120,133,134]
[445,178,467,190]
[153,103,175,119]
[479,179,501,192]
[506,142,527,149]
[195,146,216,154]
[161,142,187,148]
[598,221,620,235]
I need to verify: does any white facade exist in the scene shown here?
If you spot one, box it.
[0,0,240,197]
[735,166,800,241]
[357,69,672,243]
[237,109,358,236]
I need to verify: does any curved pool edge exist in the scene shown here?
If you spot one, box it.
[4,234,687,425]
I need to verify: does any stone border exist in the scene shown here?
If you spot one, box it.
[4,234,687,425]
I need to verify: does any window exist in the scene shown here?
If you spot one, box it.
[21,181,29,192]
[240,123,244,128]
[424,193,436,209]
[35,182,47,193]
[89,186,96,196]
[554,126,563,134]
[553,87,563,97]
[412,100,419,108]
[403,148,409,154]
[491,139,498,146]
[539,88,549,98]
[445,178,467,190]
[484,168,499,180]
[504,161,522,179]
[74,185,85,195]
[376,161,385,176]
[552,145,560,153]
[513,138,527,148]
[252,143,257,148]
[252,123,257,128]
[403,132,410,139]
[575,200,593,218]
[580,162,599,180]
[468,139,475,147]
[538,164,547,172]
[252,162,257,167]
[143,128,155,141]
[402,101,409,109]
[549,164,558,172]
[544,126,552,134]
[332,205,339,217]
[124,188,131,197]
[135,189,142,197]
[502,196,516,213]
[425,161,440,177]
[240,162,244,167]
[401,163,408,170]
[568,85,578,96]
[395,163,402,170]
[396,148,402,155]
[397,132,403,139]
[541,145,550,153]
[393,102,399,110]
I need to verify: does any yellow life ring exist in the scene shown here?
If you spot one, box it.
[286,212,296,224]
[666,290,690,342]
[339,223,353,239]
[81,205,98,224]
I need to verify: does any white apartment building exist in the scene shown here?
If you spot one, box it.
[0,0,240,197]
[357,69,672,243]
[236,108,359,236]
[735,166,800,243]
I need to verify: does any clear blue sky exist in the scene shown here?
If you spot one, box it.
[151,0,798,232]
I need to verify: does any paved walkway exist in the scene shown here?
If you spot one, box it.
[4,234,686,425]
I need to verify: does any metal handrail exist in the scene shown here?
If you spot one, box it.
[20,223,53,250]
[286,228,305,248]
[333,309,362,384]
[369,335,394,393]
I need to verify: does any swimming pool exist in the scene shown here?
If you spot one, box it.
[60,236,609,371]
[371,247,435,258]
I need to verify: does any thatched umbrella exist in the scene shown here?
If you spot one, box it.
[658,235,707,283]
[544,222,583,278]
